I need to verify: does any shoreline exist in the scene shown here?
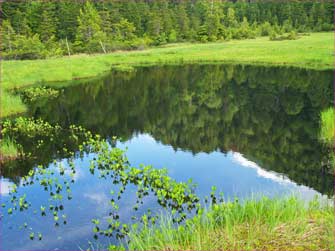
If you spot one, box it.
[1,33,334,118]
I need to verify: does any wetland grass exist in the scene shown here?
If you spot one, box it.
[320,107,334,145]
[0,137,19,161]
[125,196,333,251]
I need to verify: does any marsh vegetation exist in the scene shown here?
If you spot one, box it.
[1,1,334,250]
[126,197,334,251]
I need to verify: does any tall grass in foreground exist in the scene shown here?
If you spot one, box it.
[320,107,334,145]
[0,137,19,160]
[124,197,333,251]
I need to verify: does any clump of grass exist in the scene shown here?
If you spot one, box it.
[320,107,334,144]
[0,137,19,161]
[111,65,135,72]
[124,196,334,251]
[1,91,27,117]
[270,31,299,41]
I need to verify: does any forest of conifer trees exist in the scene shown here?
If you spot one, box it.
[1,0,334,60]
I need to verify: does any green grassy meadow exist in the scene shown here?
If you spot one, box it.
[1,32,334,118]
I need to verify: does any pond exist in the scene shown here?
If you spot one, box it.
[1,64,333,250]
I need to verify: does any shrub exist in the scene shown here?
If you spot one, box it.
[287,30,297,40]
[127,38,149,50]
[270,31,299,41]
[168,29,178,43]
[269,32,276,41]
[153,33,168,46]
[3,34,46,60]
[260,22,273,36]
[321,23,334,31]
[44,36,64,58]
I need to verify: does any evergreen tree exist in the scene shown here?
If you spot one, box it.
[146,11,162,38]
[280,3,292,25]
[98,6,113,35]
[1,0,334,59]
[115,18,136,41]
[226,8,238,28]
[204,0,222,41]
[239,17,252,39]
[1,20,16,53]
[11,10,31,36]
[56,1,80,41]
[37,5,58,42]
[175,3,191,40]
[75,1,105,52]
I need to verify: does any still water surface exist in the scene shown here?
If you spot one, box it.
[1,64,333,250]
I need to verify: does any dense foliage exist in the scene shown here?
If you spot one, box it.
[1,0,333,59]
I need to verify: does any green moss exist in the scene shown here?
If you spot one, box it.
[1,32,334,118]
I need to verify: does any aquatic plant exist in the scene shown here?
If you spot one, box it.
[2,117,62,139]
[1,117,200,242]
[1,118,94,162]
[20,86,60,102]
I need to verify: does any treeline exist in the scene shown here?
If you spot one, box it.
[0,0,333,60]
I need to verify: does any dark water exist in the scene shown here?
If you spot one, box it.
[1,64,333,250]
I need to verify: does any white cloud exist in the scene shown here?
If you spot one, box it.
[0,179,14,196]
[83,192,109,205]
[231,152,292,185]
